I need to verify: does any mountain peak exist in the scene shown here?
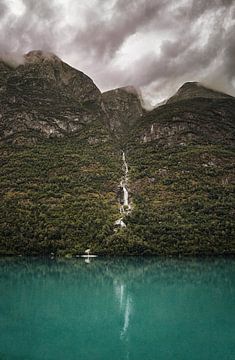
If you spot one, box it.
[24,50,61,63]
[102,86,144,133]
[167,81,232,104]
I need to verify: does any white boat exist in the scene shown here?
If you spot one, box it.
[76,249,97,258]
[80,254,98,258]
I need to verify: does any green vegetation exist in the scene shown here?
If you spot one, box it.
[0,75,234,256]
[123,143,235,255]
[1,137,234,256]
[0,136,122,256]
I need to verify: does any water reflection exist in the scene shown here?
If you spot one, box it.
[0,257,234,360]
[120,295,132,339]
[114,280,133,340]
[1,257,234,289]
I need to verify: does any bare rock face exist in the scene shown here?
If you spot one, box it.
[0,50,104,143]
[102,86,144,134]
[22,51,102,104]
[167,82,232,104]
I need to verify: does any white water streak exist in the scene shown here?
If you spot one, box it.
[121,296,132,338]
[114,151,132,229]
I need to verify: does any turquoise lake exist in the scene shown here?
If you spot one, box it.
[0,257,234,360]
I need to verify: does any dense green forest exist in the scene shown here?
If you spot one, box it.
[0,136,122,256]
[0,136,234,256]
[125,143,234,255]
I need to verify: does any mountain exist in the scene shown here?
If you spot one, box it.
[166,81,233,104]
[0,51,234,256]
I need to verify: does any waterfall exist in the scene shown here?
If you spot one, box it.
[123,151,128,174]
[121,151,131,211]
[114,151,131,229]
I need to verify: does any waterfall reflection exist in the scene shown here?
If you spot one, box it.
[114,280,133,339]
[120,295,132,339]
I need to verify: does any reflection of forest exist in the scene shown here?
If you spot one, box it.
[0,257,234,290]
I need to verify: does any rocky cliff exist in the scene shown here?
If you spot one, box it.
[0,51,145,144]
[0,51,234,256]
[0,50,105,144]
[136,96,235,147]
[102,86,144,135]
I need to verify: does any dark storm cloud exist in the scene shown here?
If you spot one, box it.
[0,0,234,103]
[114,0,235,100]
[72,0,169,60]
[0,0,61,53]
[135,16,224,85]
[0,0,8,17]
[223,24,235,78]
[179,0,234,18]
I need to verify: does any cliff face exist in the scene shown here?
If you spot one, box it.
[135,97,235,147]
[0,51,234,256]
[0,52,146,145]
[102,86,144,134]
[0,50,105,144]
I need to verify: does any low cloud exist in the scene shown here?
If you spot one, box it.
[0,53,25,68]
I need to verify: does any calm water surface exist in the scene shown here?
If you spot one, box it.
[0,257,234,360]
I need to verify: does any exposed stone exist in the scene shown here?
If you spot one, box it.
[102,86,144,134]
[138,95,235,147]
[0,50,104,143]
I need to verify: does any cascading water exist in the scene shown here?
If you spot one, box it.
[114,151,131,229]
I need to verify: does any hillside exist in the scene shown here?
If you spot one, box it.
[0,52,234,256]
[124,93,235,255]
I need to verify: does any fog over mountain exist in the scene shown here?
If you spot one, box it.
[0,0,234,105]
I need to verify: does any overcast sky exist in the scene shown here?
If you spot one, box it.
[0,0,234,105]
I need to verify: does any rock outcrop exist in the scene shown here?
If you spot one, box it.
[102,86,144,134]
[0,51,146,145]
